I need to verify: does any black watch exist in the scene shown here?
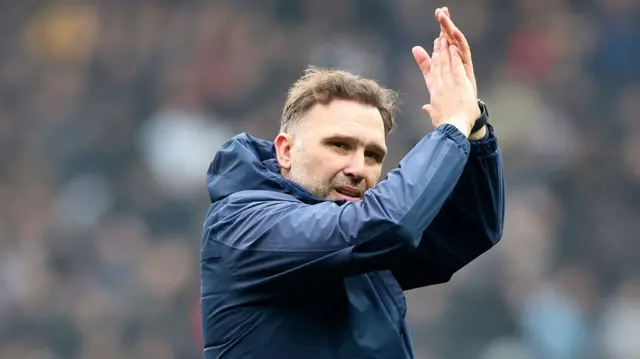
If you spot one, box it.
[471,100,489,134]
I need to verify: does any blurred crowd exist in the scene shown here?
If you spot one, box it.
[0,0,638,358]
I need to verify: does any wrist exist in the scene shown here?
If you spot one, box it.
[443,116,472,138]
[468,125,487,141]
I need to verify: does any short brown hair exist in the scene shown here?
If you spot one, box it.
[280,66,398,136]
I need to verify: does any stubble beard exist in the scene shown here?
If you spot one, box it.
[288,156,333,200]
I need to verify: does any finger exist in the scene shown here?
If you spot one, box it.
[440,7,451,30]
[412,46,431,76]
[427,37,443,91]
[438,13,473,66]
[431,38,443,88]
[451,26,472,66]
[434,7,450,19]
[435,8,445,38]
[448,44,466,81]
[438,12,457,41]
[437,8,452,40]
[431,37,441,69]
[440,38,452,84]
[412,45,434,89]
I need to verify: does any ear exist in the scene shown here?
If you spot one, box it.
[274,133,294,171]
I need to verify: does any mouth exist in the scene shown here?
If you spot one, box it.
[334,186,363,201]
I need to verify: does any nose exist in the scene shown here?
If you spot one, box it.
[343,153,366,183]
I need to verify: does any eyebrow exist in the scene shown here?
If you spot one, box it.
[324,134,387,157]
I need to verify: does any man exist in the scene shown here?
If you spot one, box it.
[200,8,504,359]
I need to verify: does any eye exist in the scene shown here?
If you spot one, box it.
[331,142,350,151]
[365,151,383,163]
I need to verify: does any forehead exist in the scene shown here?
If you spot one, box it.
[301,99,387,148]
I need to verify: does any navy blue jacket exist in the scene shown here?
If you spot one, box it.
[200,123,505,359]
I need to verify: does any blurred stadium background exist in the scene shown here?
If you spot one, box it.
[0,0,639,358]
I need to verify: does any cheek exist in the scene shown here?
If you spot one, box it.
[299,152,337,180]
[365,168,382,188]
[321,158,346,179]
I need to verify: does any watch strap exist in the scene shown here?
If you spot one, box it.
[471,100,489,134]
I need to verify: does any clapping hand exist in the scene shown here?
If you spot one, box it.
[436,7,477,99]
[412,7,486,138]
[412,36,477,137]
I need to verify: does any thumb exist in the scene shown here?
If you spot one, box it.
[422,104,439,126]
[422,104,433,116]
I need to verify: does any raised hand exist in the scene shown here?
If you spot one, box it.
[435,7,477,99]
[412,37,477,137]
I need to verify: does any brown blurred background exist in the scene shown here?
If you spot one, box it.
[0,0,639,358]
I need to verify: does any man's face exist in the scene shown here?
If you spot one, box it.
[276,99,387,202]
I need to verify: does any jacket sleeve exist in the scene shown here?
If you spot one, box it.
[389,124,505,291]
[202,124,471,294]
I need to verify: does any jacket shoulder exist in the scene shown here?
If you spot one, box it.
[225,189,301,206]
[203,189,303,246]
[205,190,300,228]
